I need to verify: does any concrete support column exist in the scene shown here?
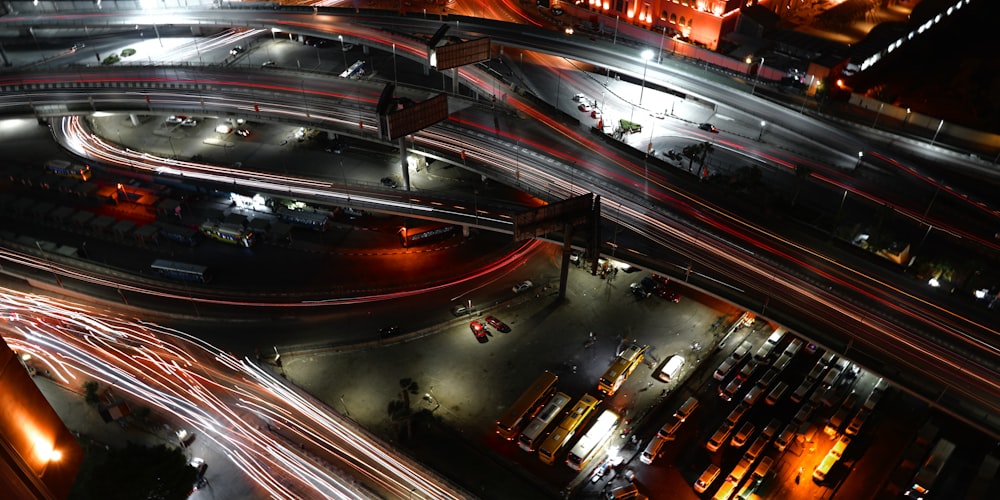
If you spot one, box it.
[452,68,459,95]
[0,42,10,67]
[129,114,140,126]
[398,136,411,191]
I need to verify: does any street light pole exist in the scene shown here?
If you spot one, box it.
[613,15,620,45]
[392,43,398,87]
[855,151,864,169]
[630,50,654,124]
[758,121,766,141]
[749,56,764,95]
[658,26,666,63]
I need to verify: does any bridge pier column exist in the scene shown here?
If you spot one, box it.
[0,42,10,67]
[129,114,140,127]
[399,136,410,191]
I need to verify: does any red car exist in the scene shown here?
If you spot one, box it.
[485,316,510,333]
[651,274,670,287]
[470,321,489,343]
[656,287,681,303]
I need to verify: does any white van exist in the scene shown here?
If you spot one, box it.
[775,423,796,451]
[766,381,789,406]
[714,358,738,381]
[640,436,668,465]
[726,403,749,426]
[731,421,755,447]
[657,415,684,441]
[766,329,786,346]
[783,338,803,357]
[732,340,753,361]
[772,353,793,372]
[656,355,685,383]
[743,386,764,407]
[607,483,639,500]
[674,396,699,421]
[694,464,721,493]
[706,423,733,452]
[744,435,768,461]
[790,380,815,404]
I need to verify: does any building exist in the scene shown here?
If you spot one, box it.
[0,338,83,499]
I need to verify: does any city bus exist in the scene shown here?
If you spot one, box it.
[339,60,366,79]
[565,409,620,471]
[597,343,648,396]
[537,394,600,465]
[400,224,460,247]
[276,206,329,231]
[518,392,571,452]
[199,221,255,247]
[44,159,92,181]
[905,438,956,498]
[150,259,211,283]
[495,371,558,441]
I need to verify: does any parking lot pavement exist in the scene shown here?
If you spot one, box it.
[284,253,744,497]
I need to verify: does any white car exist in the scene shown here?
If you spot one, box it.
[512,280,534,293]
[572,93,587,102]
[577,103,592,112]
[165,115,183,124]
[181,118,198,127]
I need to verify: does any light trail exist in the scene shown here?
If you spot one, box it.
[0,288,469,499]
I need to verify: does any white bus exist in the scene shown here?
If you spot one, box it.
[566,409,619,471]
[518,392,570,452]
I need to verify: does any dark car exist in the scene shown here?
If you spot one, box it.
[235,128,251,137]
[229,45,244,56]
[190,457,208,489]
[378,326,401,338]
[699,123,719,133]
[485,316,510,333]
[470,320,489,343]
[651,274,670,287]
[381,177,398,189]
[325,142,347,154]
[451,304,474,316]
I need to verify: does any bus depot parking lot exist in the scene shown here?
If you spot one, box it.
[280,247,987,500]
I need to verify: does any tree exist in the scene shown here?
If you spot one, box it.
[83,380,100,406]
[77,442,197,500]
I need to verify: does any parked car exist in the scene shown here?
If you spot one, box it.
[235,128,251,137]
[325,142,347,154]
[380,177,398,188]
[229,45,244,56]
[181,118,198,127]
[655,287,680,302]
[451,304,474,316]
[165,115,184,124]
[591,108,602,119]
[699,122,719,133]
[470,321,488,343]
[572,93,587,102]
[261,60,276,67]
[578,103,592,112]
[485,316,510,333]
[512,280,534,293]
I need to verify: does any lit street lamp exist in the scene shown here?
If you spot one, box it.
[856,151,864,169]
[758,121,766,141]
[629,49,654,124]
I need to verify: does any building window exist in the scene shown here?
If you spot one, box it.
[680,16,685,25]
[670,13,676,23]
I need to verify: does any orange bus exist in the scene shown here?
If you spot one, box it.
[495,371,558,441]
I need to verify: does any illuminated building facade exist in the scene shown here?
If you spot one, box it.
[0,338,82,499]
[578,0,761,50]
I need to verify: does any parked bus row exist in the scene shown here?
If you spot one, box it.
[495,371,623,471]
